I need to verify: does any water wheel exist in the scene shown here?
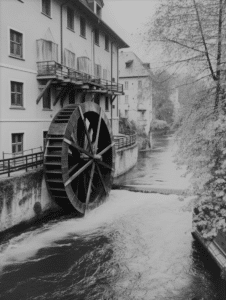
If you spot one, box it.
[44,102,115,214]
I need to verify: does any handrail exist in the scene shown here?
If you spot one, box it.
[114,133,137,150]
[2,146,43,159]
[0,152,43,177]
[37,61,123,93]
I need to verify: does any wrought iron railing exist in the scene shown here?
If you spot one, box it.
[37,61,123,94]
[114,134,137,150]
[0,152,43,177]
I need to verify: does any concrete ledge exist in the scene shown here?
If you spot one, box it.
[114,184,185,195]
[192,230,226,278]
[114,143,138,178]
[0,168,61,233]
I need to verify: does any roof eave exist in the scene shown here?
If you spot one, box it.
[77,0,129,48]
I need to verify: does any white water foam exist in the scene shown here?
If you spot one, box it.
[0,190,192,273]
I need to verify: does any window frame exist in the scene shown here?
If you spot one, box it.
[96,3,102,17]
[9,29,23,59]
[11,133,24,155]
[67,6,74,31]
[42,0,51,18]
[105,34,109,51]
[11,81,24,107]
[94,28,99,46]
[80,16,86,38]
[125,81,128,90]
[125,95,129,104]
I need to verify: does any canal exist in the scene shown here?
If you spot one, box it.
[0,134,226,300]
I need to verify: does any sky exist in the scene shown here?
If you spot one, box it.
[102,0,160,67]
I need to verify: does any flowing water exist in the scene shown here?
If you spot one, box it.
[0,134,226,300]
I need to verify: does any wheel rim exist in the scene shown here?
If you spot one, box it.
[44,102,115,214]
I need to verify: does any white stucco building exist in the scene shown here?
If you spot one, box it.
[118,51,153,135]
[0,0,128,159]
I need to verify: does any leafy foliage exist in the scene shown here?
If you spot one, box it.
[147,0,226,239]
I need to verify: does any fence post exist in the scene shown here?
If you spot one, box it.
[3,152,4,169]
[25,156,28,172]
[8,160,10,177]
[32,149,33,169]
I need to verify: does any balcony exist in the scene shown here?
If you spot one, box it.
[37,61,123,94]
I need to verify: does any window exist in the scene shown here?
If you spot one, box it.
[36,39,58,62]
[80,16,86,38]
[105,34,109,51]
[64,49,75,68]
[67,7,74,31]
[96,4,102,17]
[43,88,51,109]
[11,81,23,107]
[43,131,48,150]
[12,133,23,154]
[42,0,51,17]
[10,30,23,58]
[125,81,128,90]
[105,97,109,111]
[103,69,107,80]
[138,80,142,88]
[125,95,129,104]
[94,29,99,45]
[125,110,128,118]
[94,64,101,78]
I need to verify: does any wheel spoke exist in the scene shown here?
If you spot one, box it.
[78,106,94,154]
[95,163,108,194]
[97,161,114,172]
[85,162,95,208]
[64,138,93,159]
[94,108,102,154]
[65,160,93,186]
[97,142,115,156]
[68,162,80,175]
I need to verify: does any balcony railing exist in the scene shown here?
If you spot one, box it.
[37,61,123,94]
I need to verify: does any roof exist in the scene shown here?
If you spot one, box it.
[75,0,129,49]
[119,51,154,78]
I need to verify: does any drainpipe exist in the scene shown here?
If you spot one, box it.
[110,42,113,129]
[91,28,95,76]
[60,1,69,65]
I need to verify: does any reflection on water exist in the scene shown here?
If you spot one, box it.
[115,134,189,190]
[0,134,225,300]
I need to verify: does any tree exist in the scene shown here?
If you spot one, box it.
[146,0,226,240]
[152,70,175,125]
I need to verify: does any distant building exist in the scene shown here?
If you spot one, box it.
[0,0,128,158]
[118,51,153,136]
[170,87,180,122]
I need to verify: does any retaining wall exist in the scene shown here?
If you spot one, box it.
[0,144,138,233]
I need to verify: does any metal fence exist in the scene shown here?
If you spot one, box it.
[114,134,137,150]
[2,146,43,160]
[0,152,43,177]
[37,61,123,93]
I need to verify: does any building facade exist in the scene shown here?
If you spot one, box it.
[0,0,128,158]
[118,51,153,136]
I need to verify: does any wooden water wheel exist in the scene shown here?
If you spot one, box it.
[44,102,115,214]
